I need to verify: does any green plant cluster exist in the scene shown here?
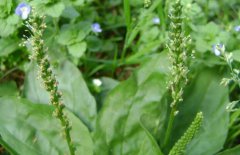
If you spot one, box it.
[0,0,240,155]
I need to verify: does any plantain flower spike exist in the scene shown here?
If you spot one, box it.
[169,112,203,155]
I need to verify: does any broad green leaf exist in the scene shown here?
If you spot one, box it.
[57,29,76,45]
[6,15,19,25]
[0,13,19,37]
[31,1,65,17]
[0,97,93,155]
[86,36,102,52]
[216,145,240,155]
[168,68,229,155]
[68,42,87,58]
[198,22,220,37]
[101,77,119,92]
[218,31,231,45]
[139,118,164,155]
[192,22,229,53]
[0,81,18,97]
[232,50,240,62]
[195,37,210,53]
[31,0,50,4]
[0,137,18,155]
[62,6,80,19]
[45,2,65,18]
[141,27,160,42]
[0,19,15,37]
[96,77,119,109]
[23,61,96,129]
[93,52,169,155]
[57,25,86,46]
[71,0,84,6]
[0,38,19,57]
[0,0,12,16]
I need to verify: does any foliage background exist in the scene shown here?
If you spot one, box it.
[1,0,240,154]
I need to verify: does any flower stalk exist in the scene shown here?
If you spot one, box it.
[164,0,191,147]
[23,11,75,155]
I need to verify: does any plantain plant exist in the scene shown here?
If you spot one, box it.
[0,0,237,155]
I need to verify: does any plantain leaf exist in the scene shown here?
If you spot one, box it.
[0,81,18,97]
[23,60,97,130]
[93,51,229,155]
[167,68,229,155]
[0,96,93,155]
[0,38,19,57]
[45,2,65,18]
[30,1,65,18]
[67,42,87,58]
[216,145,240,155]
[93,52,169,155]
[139,119,164,155]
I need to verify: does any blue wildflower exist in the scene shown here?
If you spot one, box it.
[234,25,240,32]
[15,2,31,20]
[152,17,160,24]
[91,23,102,33]
[212,43,225,56]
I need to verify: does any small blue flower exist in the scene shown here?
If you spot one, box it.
[234,25,240,32]
[152,17,160,25]
[212,43,225,56]
[15,2,31,20]
[91,23,102,33]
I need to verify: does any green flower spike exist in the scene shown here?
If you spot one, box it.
[23,11,76,155]
[169,112,203,155]
[164,0,192,147]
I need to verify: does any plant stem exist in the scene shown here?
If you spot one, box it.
[163,105,177,147]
